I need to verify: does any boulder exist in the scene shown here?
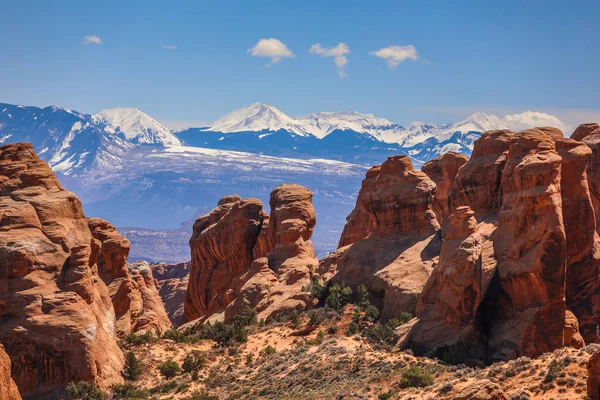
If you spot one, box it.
[0,143,123,396]
[571,122,600,141]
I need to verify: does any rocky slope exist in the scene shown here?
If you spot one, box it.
[150,262,190,326]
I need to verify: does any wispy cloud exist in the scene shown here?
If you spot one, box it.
[83,35,102,45]
[248,38,294,65]
[370,45,418,68]
[309,43,351,78]
[162,45,177,50]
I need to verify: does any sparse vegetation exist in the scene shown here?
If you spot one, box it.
[122,331,156,346]
[112,383,149,399]
[545,359,563,383]
[182,350,206,373]
[399,365,434,388]
[325,282,353,310]
[159,360,181,379]
[66,381,105,400]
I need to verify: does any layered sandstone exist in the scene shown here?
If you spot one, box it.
[319,155,441,319]
[0,345,21,400]
[409,206,484,352]
[421,152,468,225]
[88,218,171,336]
[0,143,123,395]
[184,184,317,323]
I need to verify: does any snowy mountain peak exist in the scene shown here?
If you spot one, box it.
[93,107,181,146]
[297,111,396,139]
[208,103,310,136]
[451,112,508,134]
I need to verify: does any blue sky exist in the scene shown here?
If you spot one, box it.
[1,0,599,130]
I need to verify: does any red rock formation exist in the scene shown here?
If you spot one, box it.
[185,185,317,323]
[184,196,266,322]
[489,129,566,359]
[409,206,483,352]
[0,143,123,396]
[449,130,515,219]
[572,122,600,141]
[151,262,189,326]
[88,219,171,336]
[422,152,468,225]
[319,155,441,319]
[563,310,585,349]
[581,129,600,235]
[555,137,600,343]
[0,345,21,400]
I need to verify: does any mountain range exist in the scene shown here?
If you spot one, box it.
[0,101,508,261]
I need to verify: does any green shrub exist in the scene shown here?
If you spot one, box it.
[357,284,370,308]
[309,275,326,301]
[66,381,105,400]
[230,306,257,327]
[345,321,359,336]
[290,311,301,329]
[161,380,178,392]
[245,353,255,366]
[399,365,434,388]
[123,331,155,346]
[163,329,186,342]
[123,351,142,381]
[397,312,414,325]
[182,350,206,373]
[262,345,276,356]
[112,383,149,399]
[364,319,401,347]
[190,307,257,346]
[158,360,181,379]
[307,330,325,346]
[364,304,380,322]
[545,359,563,383]
[325,283,353,310]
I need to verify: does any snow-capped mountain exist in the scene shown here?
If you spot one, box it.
[207,102,311,136]
[93,107,181,146]
[176,102,510,165]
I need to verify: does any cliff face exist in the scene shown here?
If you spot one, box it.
[0,143,124,396]
[184,184,318,324]
[318,155,442,320]
[392,125,600,361]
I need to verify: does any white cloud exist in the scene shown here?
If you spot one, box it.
[503,111,566,131]
[162,45,177,50]
[248,38,294,64]
[83,35,102,45]
[309,43,351,78]
[370,45,418,68]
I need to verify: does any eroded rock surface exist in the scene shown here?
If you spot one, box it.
[0,143,123,396]
[185,185,318,323]
[151,262,189,326]
[319,155,441,319]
